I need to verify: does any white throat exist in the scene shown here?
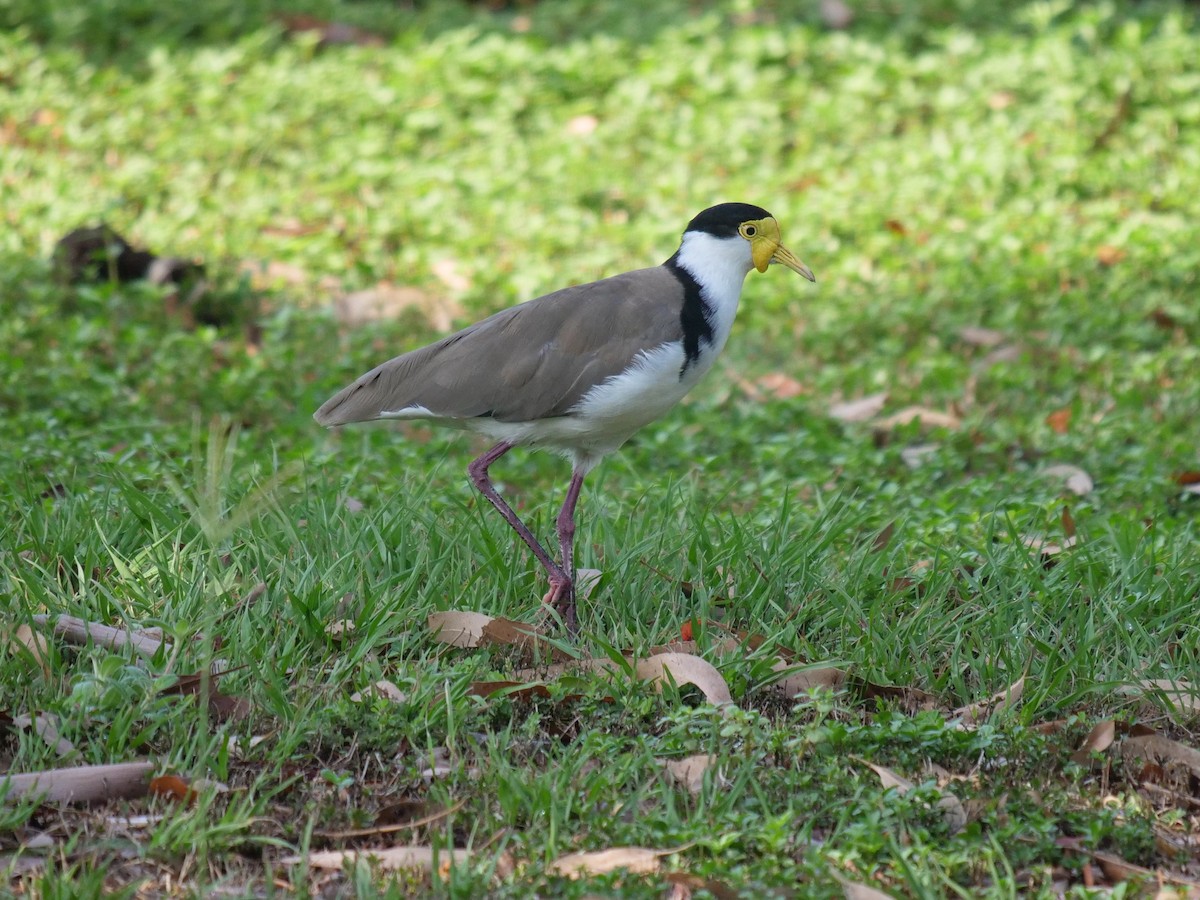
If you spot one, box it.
[673,231,754,353]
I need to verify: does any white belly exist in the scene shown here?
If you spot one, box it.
[470,341,712,469]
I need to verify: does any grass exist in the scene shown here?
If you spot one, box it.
[2,0,1200,895]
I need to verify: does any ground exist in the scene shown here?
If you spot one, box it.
[2,0,1200,896]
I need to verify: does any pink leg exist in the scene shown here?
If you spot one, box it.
[468,443,575,631]
[548,470,585,634]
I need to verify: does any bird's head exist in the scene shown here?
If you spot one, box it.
[684,202,816,282]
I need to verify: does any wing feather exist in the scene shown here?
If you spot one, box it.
[314,266,687,427]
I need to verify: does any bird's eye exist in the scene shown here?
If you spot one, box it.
[743,224,757,237]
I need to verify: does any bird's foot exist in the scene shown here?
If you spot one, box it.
[542,573,579,637]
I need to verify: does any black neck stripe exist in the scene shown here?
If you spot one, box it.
[665,254,713,376]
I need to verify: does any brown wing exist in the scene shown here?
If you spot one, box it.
[314,266,687,427]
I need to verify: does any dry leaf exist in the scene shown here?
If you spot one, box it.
[900,443,941,468]
[333,283,461,333]
[325,618,355,641]
[159,670,252,722]
[31,614,166,659]
[1045,407,1072,435]
[467,680,552,700]
[771,661,847,697]
[1,761,155,803]
[871,520,896,552]
[819,0,854,29]
[875,406,961,431]
[958,325,1006,347]
[1120,733,1200,778]
[635,654,733,708]
[756,372,806,400]
[430,259,472,293]
[1095,245,1126,266]
[10,625,53,676]
[660,754,719,795]
[1122,679,1200,718]
[954,676,1025,726]
[283,845,471,872]
[1061,505,1077,539]
[350,680,408,704]
[565,114,599,136]
[428,611,493,648]
[987,91,1016,110]
[149,775,195,803]
[837,876,897,899]
[575,568,603,601]
[1042,463,1094,496]
[829,392,888,423]
[12,713,75,758]
[549,847,673,878]
[862,761,966,834]
[1071,719,1116,764]
[319,799,467,840]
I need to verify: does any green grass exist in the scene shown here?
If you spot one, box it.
[3,0,1200,896]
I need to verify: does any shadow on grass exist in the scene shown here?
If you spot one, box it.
[3,0,1194,72]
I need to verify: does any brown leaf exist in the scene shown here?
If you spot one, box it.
[275,14,384,47]
[283,845,471,872]
[159,670,252,722]
[149,775,196,804]
[325,618,355,641]
[575,568,603,601]
[549,846,673,878]
[636,654,733,708]
[12,713,75,758]
[900,443,940,468]
[480,617,544,648]
[958,325,1007,347]
[864,761,914,792]
[883,219,907,236]
[771,662,847,697]
[1042,464,1094,496]
[860,761,965,834]
[430,258,472,294]
[664,872,741,900]
[564,114,599,137]
[819,0,854,30]
[1095,245,1126,266]
[660,754,720,795]
[1148,307,1179,331]
[987,91,1016,110]
[871,520,896,552]
[318,799,467,839]
[334,283,462,333]
[858,680,939,713]
[829,392,888,423]
[10,625,53,677]
[1071,719,1116,764]
[428,611,492,648]
[31,614,166,659]
[1129,679,1200,717]
[1,761,155,803]
[954,676,1025,726]
[875,406,961,431]
[1022,533,1079,562]
[350,680,408,704]
[1120,733,1200,781]
[756,372,806,401]
[837,878,897,899]
[467,680,552,700]
[1045,407,1072,434]
[1061,505,1077,540]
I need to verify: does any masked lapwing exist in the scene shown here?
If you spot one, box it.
[315,202,815,634]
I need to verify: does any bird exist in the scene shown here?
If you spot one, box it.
[314,202,815,634]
